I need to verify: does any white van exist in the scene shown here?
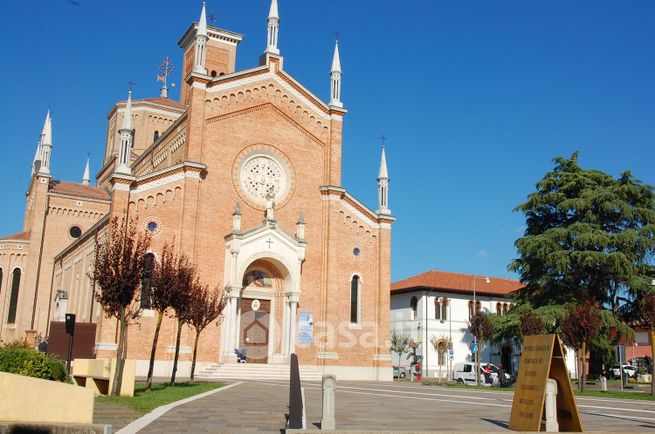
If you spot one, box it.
[453,362,504,385]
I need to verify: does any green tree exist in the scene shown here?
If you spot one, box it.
[631,292,655,396]
[510,152,655,310]
[91,216,151,396]
[389,330,410,367]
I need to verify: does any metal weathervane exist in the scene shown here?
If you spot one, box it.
[157,57,175,89]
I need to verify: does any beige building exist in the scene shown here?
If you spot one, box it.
[0,1,394,380]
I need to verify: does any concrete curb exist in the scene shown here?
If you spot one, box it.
[115,381,242,434]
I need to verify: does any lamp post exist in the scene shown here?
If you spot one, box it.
[472,275,490,386]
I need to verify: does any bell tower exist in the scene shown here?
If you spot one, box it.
[178,2,244,103]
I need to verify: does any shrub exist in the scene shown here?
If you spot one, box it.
[1,338,29,349]
[0,348,67,381]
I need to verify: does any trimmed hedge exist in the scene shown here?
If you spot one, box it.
[0,348,67,381]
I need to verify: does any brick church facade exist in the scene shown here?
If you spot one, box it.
[0,1,394,380]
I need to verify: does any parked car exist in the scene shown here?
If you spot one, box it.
[393,366,408,379]
[453,362,511,385]
[608,364,637,379]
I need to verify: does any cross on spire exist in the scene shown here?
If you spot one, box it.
[380,135,387,148]
[334,31,340,42]
[127,79,136,92]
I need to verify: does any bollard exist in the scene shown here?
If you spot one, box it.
[321,375,336,430]
[544,378,559,432]
[600,376,607,391]
[288,354,304,429]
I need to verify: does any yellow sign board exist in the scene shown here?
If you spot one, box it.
[509,334,583,432]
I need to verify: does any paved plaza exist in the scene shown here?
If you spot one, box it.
[105,380,655,433]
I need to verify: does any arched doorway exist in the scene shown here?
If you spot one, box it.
[225,258,295,364]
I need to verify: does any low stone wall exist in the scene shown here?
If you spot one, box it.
[0,423,110,434]
[0,372,94,424]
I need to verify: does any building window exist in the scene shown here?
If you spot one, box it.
[468,300,474,319]
[410,296,418,320]
[7,268,21,324]
[435,298,448,321]
[476,301,482,314]
[69,226,82,238]
[153,131,160,142]
[496,303,502,316]
[0,268,3,297]
[350,275,360,324]
[140,253,155,309]
[502,303,509,315]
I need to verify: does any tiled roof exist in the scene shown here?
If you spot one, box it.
[0,232,30,241]
[140,98,186,110]
[391,270,523,296]
[49,180,111,201]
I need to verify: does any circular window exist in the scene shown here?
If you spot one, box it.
[69,226,82,238]
[147,222,158,232]
[353,247,361,257]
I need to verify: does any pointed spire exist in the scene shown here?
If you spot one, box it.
[268,0,279,19]
[120,91,133,130]
[331,40,341,73]
[31,138,42,176]
[233,201,241,216]
[377,142,390,215]
[265,0,280,55]
[82,157,91,186]
[378,145,388,179]
[197,2,207,37]
[37,110,52,175]
[329,38,343,108]
[297,209,305,225]
[116,91,134,175]
[193,2,209,74]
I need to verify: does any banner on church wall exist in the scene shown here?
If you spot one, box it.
[298,312,314,344]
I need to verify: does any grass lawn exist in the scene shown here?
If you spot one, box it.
[96,382,224,414]
[575,389,655,401]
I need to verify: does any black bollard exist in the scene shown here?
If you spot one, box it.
[288,353,303,429]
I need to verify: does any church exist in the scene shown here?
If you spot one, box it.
[0,1,394,381]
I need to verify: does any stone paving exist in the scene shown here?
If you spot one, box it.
[101,380,655,433]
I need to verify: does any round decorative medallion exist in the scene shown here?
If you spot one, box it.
[251,299,261,311]
[233,144,296,210]
[240,155,286,203]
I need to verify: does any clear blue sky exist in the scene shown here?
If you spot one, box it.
[0,0,653,282]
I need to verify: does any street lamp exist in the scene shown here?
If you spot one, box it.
[472,275,490,386]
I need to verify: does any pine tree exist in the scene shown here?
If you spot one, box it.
[510,152,655,309]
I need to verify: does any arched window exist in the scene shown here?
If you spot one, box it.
[502,303,509,315]
[475,301,482,314]
[153,131,160,142]
[7,268,21,324]
[435,298,448,321]
[496,303,502,316]
[410,296,418,320]
[350,275,360,324]
[468,300,474,319]
[140,253,155,309]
